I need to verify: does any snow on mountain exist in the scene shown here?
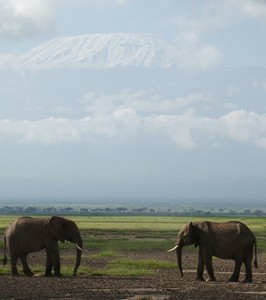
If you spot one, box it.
[19,33,181,69]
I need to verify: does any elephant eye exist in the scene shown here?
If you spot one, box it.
[179,233,185,238]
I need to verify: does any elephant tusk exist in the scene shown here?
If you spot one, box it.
[167,245,178,252]
[75,244,85,251]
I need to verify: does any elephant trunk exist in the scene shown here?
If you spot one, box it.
[176,246,183,277]
[73,235,83,275]
[73,247,82,275]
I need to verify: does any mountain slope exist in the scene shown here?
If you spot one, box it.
[19,33,181,69]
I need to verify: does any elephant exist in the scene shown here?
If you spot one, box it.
[1,216,84,277]
[168,221,258,283]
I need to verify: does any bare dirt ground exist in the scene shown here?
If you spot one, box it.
[0,250,266,300]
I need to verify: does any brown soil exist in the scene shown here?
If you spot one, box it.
[0,250,265,300]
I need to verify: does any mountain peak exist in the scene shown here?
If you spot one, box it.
[19,33,180,69]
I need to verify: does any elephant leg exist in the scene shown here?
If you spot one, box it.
[51,245,61,277]
[10,256,19,276]
[20,254,34,277]
[243,255,253,283]
[200,249,216,281]
[229,260,242,282]
[196,251,205,281]
[46,242,61,277]
[205,258,216,282]
[45,249,53,277]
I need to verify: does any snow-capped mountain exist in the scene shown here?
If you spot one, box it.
[19,33,180,69]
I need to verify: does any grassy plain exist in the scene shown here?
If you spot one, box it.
[0,215,265,276]
[1,215,266,249]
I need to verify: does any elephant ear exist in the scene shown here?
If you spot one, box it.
[46,216,65,243]
[188,222,200,247]
[188,222,193,237]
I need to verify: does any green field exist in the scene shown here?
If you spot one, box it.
[1,215,266,250]
[1,215,265,276]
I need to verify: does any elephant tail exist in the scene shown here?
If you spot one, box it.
[1,234,7,266]
[2,256,7,266]
[253,239,258,269]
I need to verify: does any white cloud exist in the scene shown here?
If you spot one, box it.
[0,0,55,38]
[183,45,222,69]
[177,31,200,46]
[1,84,265,149]
[170,0,266,70]
[54,106,74,114]
[84,90,207,115]
[204,0,266,24]
[256,138,266,149]
[148,110,266,150]
[226,85,240,97]
[0,118,80,145]
[224,102,238,111]
[241,0,266,18]
[0,53,18,69]
[171,8,225,70]
[217,110,266,143]
[96,0,131,6]
[112,107,141,138]
[252,79,266,93]
[1,110,266,150]
[173,13,226,37]
[0,110,141,145]
[145,111,199,150]
[57,0,131,7]
[0,0,132,39]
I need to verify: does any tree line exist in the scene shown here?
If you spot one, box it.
[0,205,265,217]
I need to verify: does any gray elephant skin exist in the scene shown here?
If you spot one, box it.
[168,221,258,282]
[2,216,84,277]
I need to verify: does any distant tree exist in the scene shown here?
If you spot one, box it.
[60,207,75,214]
[116,207,128,214]
[229,210,237,215]
[131,207,147,215]
[14,207,24,213]
[195,210,204,215]
[24,207,38,214]
[254,210,263,217]
[43,207,58,214]
[149,209,156,215]
[1,206,15,213]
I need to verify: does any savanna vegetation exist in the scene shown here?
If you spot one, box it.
[1,215,265,277]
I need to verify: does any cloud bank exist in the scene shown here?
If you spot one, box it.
[0,0,55,38]
[1,110,266,150]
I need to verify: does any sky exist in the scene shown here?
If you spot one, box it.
[0,0,266,204]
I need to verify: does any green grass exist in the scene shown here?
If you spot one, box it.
[90,257,176,276]
[91,250,121,258]
[1,215,266,251]
[1,215,266,231]
[113,258,176,270]
[85,237,173,252]
[1,215,266,277]
[77,216,266,252]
